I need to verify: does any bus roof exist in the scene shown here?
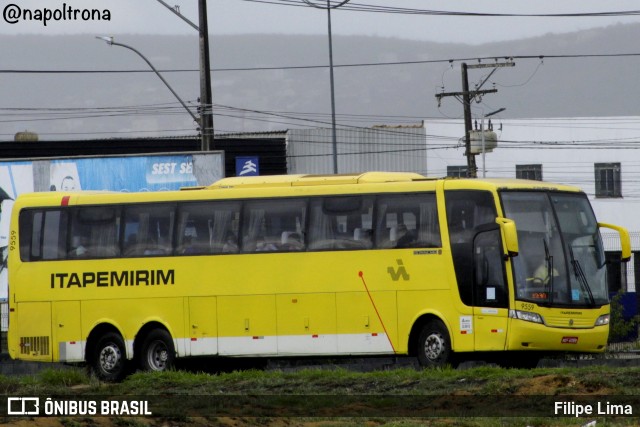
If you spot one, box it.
[207,172,428,189]
[442,177,582,193]
[207,172,582,193]
[12,173,583,208]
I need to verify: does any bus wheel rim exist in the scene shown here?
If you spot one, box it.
[99,344,121,372]
[424,333,444,361]
[147,341,169,370]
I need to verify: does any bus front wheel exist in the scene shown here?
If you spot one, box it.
[138,329,175,372]
[91,332,128,382]
[417,320,456,368]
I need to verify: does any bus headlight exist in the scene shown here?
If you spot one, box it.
[595,314,610,326]
[509,309,544,324]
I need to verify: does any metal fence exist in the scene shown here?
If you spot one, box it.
[0,302,6,332]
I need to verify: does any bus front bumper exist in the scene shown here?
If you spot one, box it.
[507,319,609,353]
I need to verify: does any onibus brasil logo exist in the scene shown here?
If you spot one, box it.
[7,397,152,416]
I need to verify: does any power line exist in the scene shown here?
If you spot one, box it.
[2,52,640,74]
[9,102,640,148]
[239,0,640,18]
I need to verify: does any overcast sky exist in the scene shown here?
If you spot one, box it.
[1,0,639,44]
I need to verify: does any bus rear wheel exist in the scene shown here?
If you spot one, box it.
[138,329,175,372]
[91,332,128,382]
[417,320,456,368]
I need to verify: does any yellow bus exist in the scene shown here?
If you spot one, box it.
[7,172,630,380]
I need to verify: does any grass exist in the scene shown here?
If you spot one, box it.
[2,363,639,395]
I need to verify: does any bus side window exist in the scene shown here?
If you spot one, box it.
[308,196,374,250]
[242,199,307,253]
[123,204,175,257]
[67,206,121,259]
[19,210,37,261]
[18,209,69,262]
[176,201,240,255]
[376,193,441,249]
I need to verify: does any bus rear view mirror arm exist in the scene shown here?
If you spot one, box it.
[598,222,631,262]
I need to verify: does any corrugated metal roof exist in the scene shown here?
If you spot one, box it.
[287,126,427,175]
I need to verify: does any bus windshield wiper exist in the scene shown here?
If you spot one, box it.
[569,246,595,307]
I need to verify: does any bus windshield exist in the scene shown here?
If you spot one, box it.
[501,191,608,307]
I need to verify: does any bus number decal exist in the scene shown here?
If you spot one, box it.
[520,302,535,311]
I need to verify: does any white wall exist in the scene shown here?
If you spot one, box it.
[426,117,640,232]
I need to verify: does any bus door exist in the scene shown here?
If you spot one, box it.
[445,190,509,351]
[472,225,510,351]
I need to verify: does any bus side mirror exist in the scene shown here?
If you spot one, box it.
[598,222,631,262]
[496,217,518,257]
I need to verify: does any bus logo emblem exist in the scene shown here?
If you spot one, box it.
[387,259,410,281]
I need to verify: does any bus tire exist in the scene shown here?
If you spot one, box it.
[138,329,175,372]
[91,332,128,382]
[417,320,456,368]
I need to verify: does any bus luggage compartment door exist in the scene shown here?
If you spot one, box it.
[473,307,509,351]
[188,296,218,356]
[52,301,82,362]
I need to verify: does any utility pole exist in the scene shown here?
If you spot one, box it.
[326,0,338,174]
[436,60,514,178]
[198,0,214,151]
[461,63,475,177]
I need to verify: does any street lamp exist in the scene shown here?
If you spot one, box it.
[95,36,199,126]
[301,0,351,174]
